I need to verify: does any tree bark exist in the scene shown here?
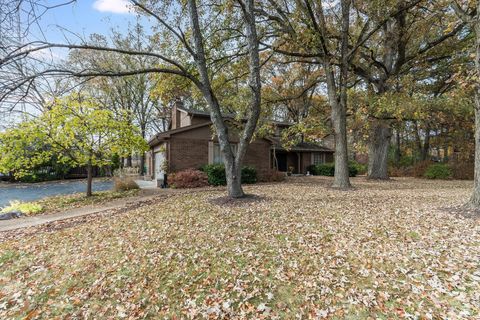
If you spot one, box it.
[225,162,243,198]
[421,127,431,161]
[187,0,261,198]
[395,128,401,167]
[126,155,132,167]
[471,12,480,206]
[367,120,391,179]
[331,0,352,189]
[86,162,93,197]
[313,0,352,189]
[471,97,480,206]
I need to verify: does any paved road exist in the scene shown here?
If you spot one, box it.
[0,180,113,208]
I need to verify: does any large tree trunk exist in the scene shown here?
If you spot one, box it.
[126,155,132,167]
[368,120,391,179]
[331,0,352,189]
[469,7,480,208]
[471,98,480,206]
[188,0,260,198]
[315,0,352,189]
[470,18,480,206]
[86,163,93,197]
[395,128,401,167]
[331,100,350,188]
[225,162,244,198]
[421,127,431,161]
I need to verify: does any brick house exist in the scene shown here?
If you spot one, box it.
[146,105,333,182]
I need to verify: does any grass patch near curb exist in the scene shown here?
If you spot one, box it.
[2,189,140,216]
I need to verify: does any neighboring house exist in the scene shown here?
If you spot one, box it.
[146,105,333,181]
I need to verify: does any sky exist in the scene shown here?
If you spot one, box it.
[26,0,141,46]
[0,0,144,125]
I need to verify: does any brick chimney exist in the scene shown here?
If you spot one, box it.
[171,99,183,130]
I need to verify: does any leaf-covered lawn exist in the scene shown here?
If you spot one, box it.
[34,189,141,215]
[0,177,479,319]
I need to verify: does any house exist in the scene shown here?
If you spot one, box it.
[146,104,333,182]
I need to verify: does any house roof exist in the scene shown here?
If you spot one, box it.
[178,107,294,127]
[271,138,334,153]
[177,106,211,117]
[148,121,212,146]
[149,107,334,152]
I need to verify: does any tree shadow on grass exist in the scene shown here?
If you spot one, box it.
[441,204,480,220]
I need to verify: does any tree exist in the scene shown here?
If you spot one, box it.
[452,0,480,208]
[1,0,263,199]
[69,25,164,172]
[349,0,466,179]
[260,0,354,189]
[0,94,148,196]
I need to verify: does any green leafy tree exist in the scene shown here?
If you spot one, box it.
[0,94,148,196]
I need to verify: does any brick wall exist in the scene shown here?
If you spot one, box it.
[169,137,209,171]
[169,136,271,179]
[244,140,271,177]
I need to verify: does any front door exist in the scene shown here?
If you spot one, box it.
[276,152,288,172]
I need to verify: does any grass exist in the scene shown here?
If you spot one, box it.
[36,189,140,214]
[2,189,140,216]
[0,177,479,319]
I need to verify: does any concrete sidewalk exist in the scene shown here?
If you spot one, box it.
[0,194,161,232]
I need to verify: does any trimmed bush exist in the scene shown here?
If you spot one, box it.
[349,160,367,175]
[169,169,209,188]
[424,163,452,179]
[241,166,257,184]
[113,177,140,191]
[201,164,258,186]
[201,164,227,186]
[308,162,358,177]
[316,163,335,176]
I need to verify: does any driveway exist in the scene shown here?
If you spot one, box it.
[0,179,113,208]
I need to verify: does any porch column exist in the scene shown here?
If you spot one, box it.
[297,152,301,174]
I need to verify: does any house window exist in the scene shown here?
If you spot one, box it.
[212,143,237,164]
[313,152,325,165]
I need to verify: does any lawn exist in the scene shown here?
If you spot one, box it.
[1,189,141,216]
[0,177,479,319]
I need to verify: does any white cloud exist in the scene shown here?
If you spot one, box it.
[92,0,132,14]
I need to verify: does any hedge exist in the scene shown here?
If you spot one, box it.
[424,163,452,179]
[200,164,257,186]
[307,162,358,177]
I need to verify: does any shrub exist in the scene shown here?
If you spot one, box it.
[316,163,335,176]
[241,166,257,184]
[201,164,227,186]
[451,162,474,180]
[349,160,367,175]
[113,177,140,191]
[412,160,432,178]
[169,169,208,188]
[1,200,43,215]
[424,163,452,179]
[308,162,358,177]
[201,164,258,186]
[306,165,317,175]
